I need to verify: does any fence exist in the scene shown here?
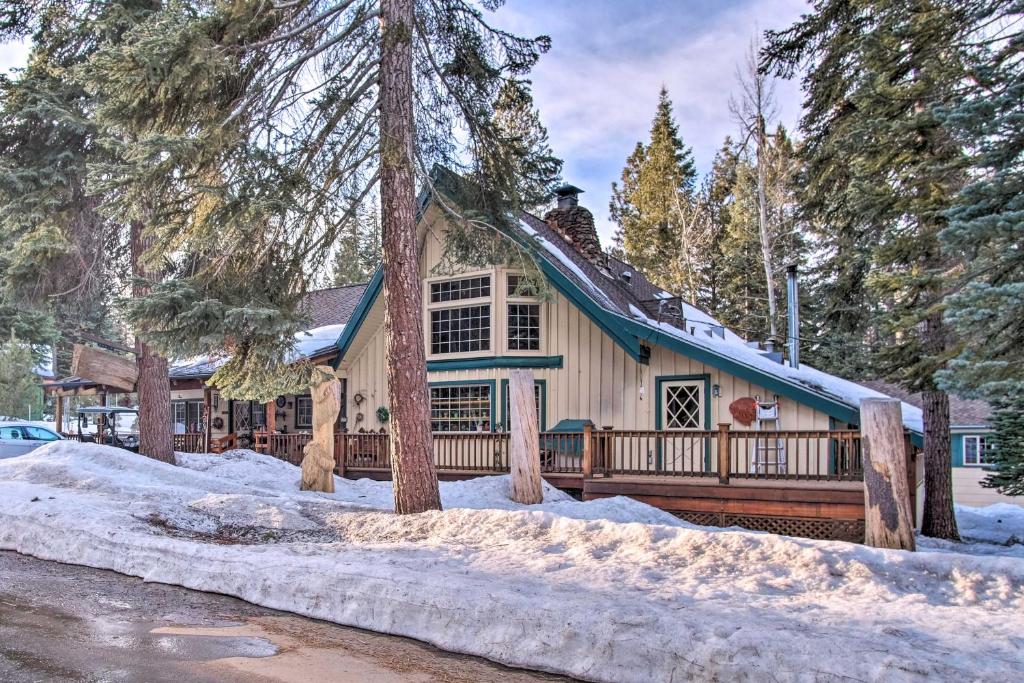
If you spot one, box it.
[251,425,865,483]
[173,433,204,453]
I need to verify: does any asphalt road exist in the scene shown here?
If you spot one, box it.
[0,550,570,683]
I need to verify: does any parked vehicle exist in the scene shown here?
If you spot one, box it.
[75,406,140,452]
[0,423,63,459]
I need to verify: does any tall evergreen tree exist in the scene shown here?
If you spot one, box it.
[765,0,981,539]
[935,2,1024,495]
[610,87,697,291]
[332,202,381,287]
[0,335,46,421]
[77,0,553,512]
[489,80,562,212]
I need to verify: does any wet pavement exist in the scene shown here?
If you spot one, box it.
[0,550,570,682]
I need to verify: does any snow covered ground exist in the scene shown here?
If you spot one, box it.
[1,443,1022,682]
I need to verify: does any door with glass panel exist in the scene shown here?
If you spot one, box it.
[659,380,706,473]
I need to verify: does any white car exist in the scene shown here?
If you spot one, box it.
[0,423,63,459]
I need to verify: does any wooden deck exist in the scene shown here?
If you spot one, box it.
[172,427,913,542]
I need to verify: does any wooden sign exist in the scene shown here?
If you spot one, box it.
[71,344,138,392]
[729,397,757,427]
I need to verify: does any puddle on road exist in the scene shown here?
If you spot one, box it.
[0,590,277,682]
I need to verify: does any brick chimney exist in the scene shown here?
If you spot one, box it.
[543,184,608,270]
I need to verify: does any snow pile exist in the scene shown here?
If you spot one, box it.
[2,443,1023,682]
[956,503,1024,545]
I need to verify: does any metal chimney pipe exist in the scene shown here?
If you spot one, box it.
[786,264,800,369]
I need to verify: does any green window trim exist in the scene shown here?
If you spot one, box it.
[428,379,497,432]
[427,355,562,372]
[499,378,547,432]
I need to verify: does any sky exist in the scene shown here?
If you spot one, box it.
[495,0,810,242]
[0,0,810,244]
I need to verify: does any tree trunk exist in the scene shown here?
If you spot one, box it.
[860,398,915,550]
[379,0,441,514]
[921,387,960,540]
[755,116,778,345]
[131,221,174,464]
[508,369,543,504]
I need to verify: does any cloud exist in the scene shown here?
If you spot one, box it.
[496,0,809,242]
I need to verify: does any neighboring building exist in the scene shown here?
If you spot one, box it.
[857,380,1016,508]
[167,283,368,442]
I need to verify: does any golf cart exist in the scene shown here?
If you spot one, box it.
[77,406,140,451]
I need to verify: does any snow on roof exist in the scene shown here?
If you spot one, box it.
[518,219,617,309]
[625,305,924,432]
[170,323,346,379]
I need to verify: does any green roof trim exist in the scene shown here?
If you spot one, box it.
[332,266,383,369]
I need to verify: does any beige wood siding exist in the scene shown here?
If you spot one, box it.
[953,467,1024,508]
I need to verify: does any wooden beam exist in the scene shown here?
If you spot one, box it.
[509,369,542,504]
[71,345,137,392]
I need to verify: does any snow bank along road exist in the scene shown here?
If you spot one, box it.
[0,443,1022,682]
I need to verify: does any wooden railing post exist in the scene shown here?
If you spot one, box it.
[582,424,593,479]
[337,432,346,478]
[717,423,731,485]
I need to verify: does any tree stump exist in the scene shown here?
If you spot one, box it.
[508,369,543,504]
[860,398,915,550]
[300,366,341,493]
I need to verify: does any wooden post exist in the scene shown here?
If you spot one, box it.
[54,396,64,435]
[508,369,543,504]
[203,387,213,453]
[582,423,593,479]
[300,366,341,493]
[860,399,916,550]
[337,431,347,478]
[71,344,138,392]
[265,399,276,434]
[717,422,731,485]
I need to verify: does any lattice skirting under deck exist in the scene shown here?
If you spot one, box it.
[671,511,865,543]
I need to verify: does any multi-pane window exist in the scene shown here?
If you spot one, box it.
[506,274,539,297]
[296,396,313,428]
[964,435,994,466]
[430,305,491,354]
[430,384,491,432]
[430,276,490,303]
[171,400,204,432]
[252,402,267,429]
[507,304,540,351]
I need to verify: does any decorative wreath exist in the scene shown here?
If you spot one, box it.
[212,417,224,430]
[376,406,390,424]
[275,396,287,408]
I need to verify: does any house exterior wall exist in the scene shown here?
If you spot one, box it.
[169,388,313,438]
[949,429,1021,508]
[340,214,834,464]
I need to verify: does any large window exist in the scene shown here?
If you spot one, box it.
[430,305,490,354]
[964,435,994,466]
[430,384,491,432]
[171,400,204,433]
[296,396,313,428]
[506,273,541,352]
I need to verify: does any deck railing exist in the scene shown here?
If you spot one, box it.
[252,425,864,483]
[173,433,204,453]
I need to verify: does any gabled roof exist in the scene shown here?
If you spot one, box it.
[335,168,924,439]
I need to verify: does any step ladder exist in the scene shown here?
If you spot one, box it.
[751,397,786,475]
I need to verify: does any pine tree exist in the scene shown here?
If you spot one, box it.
[934,1,1023,495]
[765,0,981,540]
[0,335,46,421]
[715,127,805,343]
[489,80,563,212]
[332,203,381,287]
[610,87,697,291]
[77,0,553,512]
